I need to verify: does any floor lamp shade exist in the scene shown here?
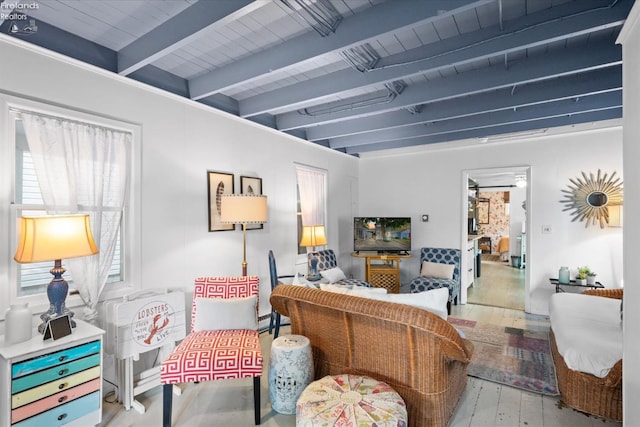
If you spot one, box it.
[220,194,268,276]
[14,214,99,333]
[220,194,268,224]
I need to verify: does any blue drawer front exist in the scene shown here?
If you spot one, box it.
[13,391,99,427]
[12,341,101,379]
[12,354,101,394]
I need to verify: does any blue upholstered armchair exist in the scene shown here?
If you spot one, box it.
[309,249,371,287]
[409,247,461,314]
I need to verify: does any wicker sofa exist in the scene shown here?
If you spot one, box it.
[549,288,623,421]
[270,285,474,427]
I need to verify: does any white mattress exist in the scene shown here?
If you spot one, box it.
[549,293,622,378]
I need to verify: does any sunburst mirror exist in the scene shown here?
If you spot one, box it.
[560,170,623,228]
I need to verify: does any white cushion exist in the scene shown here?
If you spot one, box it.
[320,267,347,283]
[368,288,449,320]
[320,283,448,319]
[549,293,622,378]
[320,283,386,295]
[420,261,454,280]
[193,295,257,331]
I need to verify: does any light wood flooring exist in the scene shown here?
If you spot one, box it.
[467,259,525,311]
[100,300,620,427]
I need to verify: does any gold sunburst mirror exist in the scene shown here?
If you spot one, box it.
[560,170,623,228]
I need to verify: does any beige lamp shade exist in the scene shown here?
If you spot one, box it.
[220,194,268,224]
[14,214,99,263]
[300,225,327,247]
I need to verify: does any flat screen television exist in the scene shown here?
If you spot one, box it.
[353,217,411,254]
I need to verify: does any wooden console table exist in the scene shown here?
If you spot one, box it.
[351,252,412,293]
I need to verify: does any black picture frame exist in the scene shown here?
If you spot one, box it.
[477,198,490,224]
[207,171,235,232]
[43,314,72,341]
[240,176,264,230]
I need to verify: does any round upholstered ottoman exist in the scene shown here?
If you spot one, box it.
[296,374,407,426]
[269,334,314,414]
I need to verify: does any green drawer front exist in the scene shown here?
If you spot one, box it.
[12,340,101,379]
[13,391,99,427]
[12,354,101,394]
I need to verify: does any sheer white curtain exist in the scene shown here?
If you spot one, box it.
[20,112,131,321]
[296,166,326,227]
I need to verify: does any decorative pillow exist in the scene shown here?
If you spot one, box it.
[367,288,449,320]
[320,267,347,283]
[320,283,386,296]
[420,261,455,280]
[193,295,257,331]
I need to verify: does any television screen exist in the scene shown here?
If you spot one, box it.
[354,217,411,253]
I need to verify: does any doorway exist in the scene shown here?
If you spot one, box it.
[461,167,530,311]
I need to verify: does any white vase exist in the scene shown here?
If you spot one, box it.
[587,276,597,286]
[576,278,587,286]
[5,302,33,345]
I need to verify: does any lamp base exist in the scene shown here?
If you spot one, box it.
[37,261,76,334]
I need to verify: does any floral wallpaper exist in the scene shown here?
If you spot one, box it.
[478,191,510,254]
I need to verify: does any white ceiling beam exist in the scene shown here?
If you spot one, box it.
[117,0,258,75]
[241,0,630,117]
[188,0,490,99]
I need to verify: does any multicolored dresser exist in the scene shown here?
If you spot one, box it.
[0,319,104,427]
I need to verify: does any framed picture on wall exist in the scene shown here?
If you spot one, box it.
[477,198,490,224]
[207,171,235,232]
[240,176,263,230]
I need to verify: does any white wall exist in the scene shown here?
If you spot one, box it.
[359,127,623,315]
[0,37,359,322]
[618,2,640,423]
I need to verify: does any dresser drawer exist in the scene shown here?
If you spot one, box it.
[11,378,100,424]
[12,354,100,394]
[12,341,101,379]
[12,391,99,427]
[12,366,100,409]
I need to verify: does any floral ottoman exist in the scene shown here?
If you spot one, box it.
[296,374,407,426]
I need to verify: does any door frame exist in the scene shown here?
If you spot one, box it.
[460,166,532,312]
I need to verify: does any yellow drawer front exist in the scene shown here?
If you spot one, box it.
[11,366,100,409]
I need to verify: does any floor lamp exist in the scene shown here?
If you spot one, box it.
[300,225,327,281]
[13,214,99,333]
[220,194,268,276]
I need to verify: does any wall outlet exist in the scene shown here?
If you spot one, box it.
[542,225,552,234]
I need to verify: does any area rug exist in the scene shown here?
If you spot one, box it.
[449,317,559,396]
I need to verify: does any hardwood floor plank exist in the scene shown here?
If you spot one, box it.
[494,385,522,427]
[519,391,544,427]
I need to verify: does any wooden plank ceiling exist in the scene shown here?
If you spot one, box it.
[0,0,632,155]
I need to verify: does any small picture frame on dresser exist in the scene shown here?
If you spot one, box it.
[43,314,72,341]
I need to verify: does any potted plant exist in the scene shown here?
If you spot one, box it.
[586,269,597,286]
[576,266,592,286]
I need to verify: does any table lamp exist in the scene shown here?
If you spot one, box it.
[14,214,99,333]
[220,194,268,276]
[300,225,327,281]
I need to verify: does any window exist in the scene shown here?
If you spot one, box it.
[2,97,141,316]
[295,165,327,254]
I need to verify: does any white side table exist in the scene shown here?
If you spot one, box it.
[268,334,313,414]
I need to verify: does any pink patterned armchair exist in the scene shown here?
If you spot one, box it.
[160,276,263,426]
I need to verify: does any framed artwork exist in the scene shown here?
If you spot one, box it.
[241,176,263,230]
[207,171,235,232]
[477,198,490,224]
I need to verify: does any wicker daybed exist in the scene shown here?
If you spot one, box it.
[270,285,474,427]
[549,288,623,421]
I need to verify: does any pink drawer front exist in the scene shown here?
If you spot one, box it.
[11,378,100,424]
